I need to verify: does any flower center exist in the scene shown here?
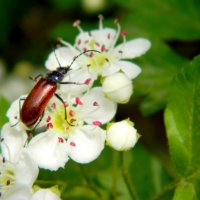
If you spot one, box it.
[0,162,15,196]
[46,101,84,138]
[87,52,110,75]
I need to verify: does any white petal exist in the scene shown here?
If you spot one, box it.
[59,68,97,96]
[114,38,151,59]
[15,151,39,187]
[1,123,27,163]
[115,61,141,79]
[6,96,27,131]
[66,125,106,163]
[75,32,91,51]
[45,47,81,71]
[75,28,116,51]
[27,131,69,170]
[79,87,117,124]
[32,189,60,200]
[90,28,117,50]
[102,62,120,77]
[2,185,32,200]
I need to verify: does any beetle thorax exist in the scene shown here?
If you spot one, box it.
[47,67,70,83]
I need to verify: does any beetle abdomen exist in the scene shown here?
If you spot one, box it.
[20,78,57,128]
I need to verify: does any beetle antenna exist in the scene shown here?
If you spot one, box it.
[68,50,101,69]
[52,46,63,68]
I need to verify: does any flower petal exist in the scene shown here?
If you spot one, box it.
[75,28,116,52]
[59,68,97,96]
[101,62,120,77]
[66,125,106,163]
[114,61,141,79]
[1,123,27,163]
[27,131,69,170]
[15,151,39,187]
[6,96,27,131]
[90,28,117,50]
[113,38,151,59]
[2,185,32,200]
[79,87,117,124]
[32,188,60,200]
[45,47,81,71]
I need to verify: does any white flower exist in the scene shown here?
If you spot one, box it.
[1,185,33,200]
[66,125,106,163]
[1,123,27,163]
[32,187,61,200]
[26,87,116,170]
[106,119,139,151]
[46,16,150,80]
[6,96,27,132]
[45,47,96,96]
[102,72,133,103]
[26,130,69,171]
[0,123,39,199]
[6,94,47,132]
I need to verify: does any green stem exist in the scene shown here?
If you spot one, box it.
[151,170,200,200]
[111,150,118,200]
[79,164,102,198]
[120,152,137,200]
[151,181,177,200]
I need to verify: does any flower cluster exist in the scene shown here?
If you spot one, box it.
[0,16,150,199]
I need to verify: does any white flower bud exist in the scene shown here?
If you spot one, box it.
[32,187,61,200]
[106,119,139,151]
[102,72,133,103]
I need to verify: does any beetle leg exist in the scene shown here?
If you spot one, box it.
[32,111,45,130]
[11,97,26,127]
[54,93,75,126]
[29,74,43,82]
[19,97,26,109]
[54,93,67,119]
[58,81,84,85]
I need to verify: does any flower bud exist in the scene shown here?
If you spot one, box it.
[106,119,139,151]
[102,72,133,103]
[32,186,61,200]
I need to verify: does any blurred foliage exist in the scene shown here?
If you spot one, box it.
[0,0,200,199]
[0,96,10,127]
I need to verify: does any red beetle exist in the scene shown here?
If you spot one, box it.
[20,50,99,129]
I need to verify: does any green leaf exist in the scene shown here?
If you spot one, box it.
[130,145,172,200]
[0,96,9,128]
[173,183,197,200]
[134,40,188,115]
[116,0,200,40]
[164,55,200,176]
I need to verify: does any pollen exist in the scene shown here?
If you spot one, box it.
[69,110,75,117]
[51,102,56,109]
[92,121,102,126]
[93,101,99,106]
[46,116,51,123]
[84,78,92,85]
[70,141,76,147]
[75,97,83,105]
[58,137,64,143]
